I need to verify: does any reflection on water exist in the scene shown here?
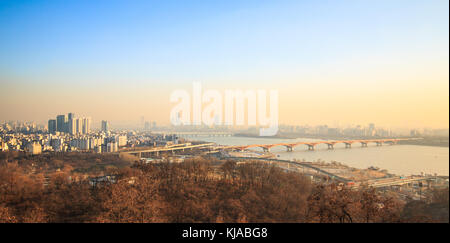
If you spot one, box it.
[186,136,449,176]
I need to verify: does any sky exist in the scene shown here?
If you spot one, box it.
[0,0,448,129]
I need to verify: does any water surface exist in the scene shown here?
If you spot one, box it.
[186,136,449,176]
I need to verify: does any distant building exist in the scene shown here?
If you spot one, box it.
[0,141,8,152]
[68,118,76,134]
[115,135,127,147]
[75,118,82,134]
[50,138,64,152]
[48,119,57,134]
[69,118,81,134]
[82,117,91,134]
[410,129,420,137]
[51,113,90,135]
[107,142,118,152]
[368,123,376,137]
[56,115,68,132]
[94,145,102,153]
[101,120,109,132]
[26,142,42,155]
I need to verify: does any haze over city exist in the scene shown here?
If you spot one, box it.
[0,0,448,130]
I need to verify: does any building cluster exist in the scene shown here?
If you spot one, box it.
[0,116,180,155]
[0,115,130,154]
[409,128,449,137]
[161,123,397,138]
[0,130,128,154]
[48,113,91,135]
[0,121,44,134]
[130,132,179,147]
[101,120,109,133]
[277,123,394,138]
[144,121,157,131]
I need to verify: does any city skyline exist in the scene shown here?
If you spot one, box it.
[0,0,449,129]
[2,117,448,138]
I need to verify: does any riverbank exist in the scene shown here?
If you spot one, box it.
[398,137,449,147]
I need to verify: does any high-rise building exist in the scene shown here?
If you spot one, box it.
[68,118,76,135]
[56,115,68,132]
[368,123,376,137]
[75,118,81,134]
[82,117,91,134]
[68,118,81,134]
[48,119,57,134]
[51,113,91,135]
[101,120,109,132]
[66,112,77,134]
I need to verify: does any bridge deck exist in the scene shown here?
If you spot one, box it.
[123,142,216,155]
[224,138,419,151]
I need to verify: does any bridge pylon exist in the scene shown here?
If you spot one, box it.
[307,144,315,150]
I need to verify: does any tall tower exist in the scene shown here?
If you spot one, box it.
[101,120,109,132]
[48,119,57,134]
[82,117,91,134]
[56,115,68,132]
[68,118,76,134]
[74,118,81,134]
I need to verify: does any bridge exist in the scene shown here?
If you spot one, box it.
[152,131,234,137]
[121,142,216,158]
[224,138,413,152]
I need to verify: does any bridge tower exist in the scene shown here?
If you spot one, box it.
[326,143,335,149]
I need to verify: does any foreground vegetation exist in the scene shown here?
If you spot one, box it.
[0,153,448,223]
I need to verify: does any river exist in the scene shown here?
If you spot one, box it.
[182,136,449,176]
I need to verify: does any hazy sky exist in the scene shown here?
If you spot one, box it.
[0,0,448,129]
